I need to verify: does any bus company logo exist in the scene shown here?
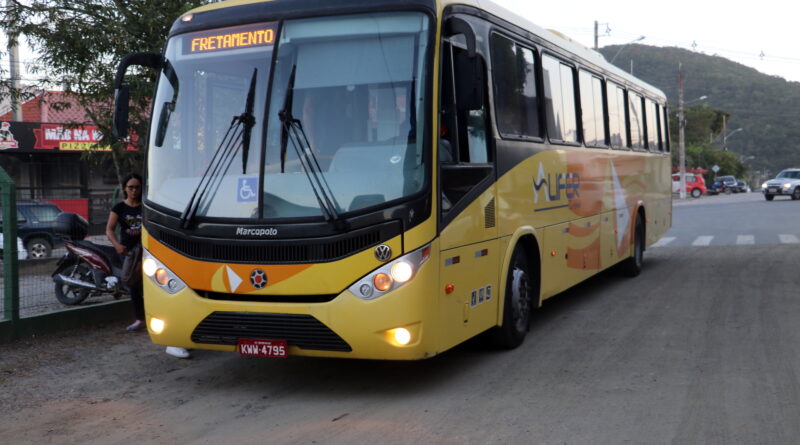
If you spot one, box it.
[250,269,268,289]
[374,244,392,262]
[532,162,580,204]
[235,227,278,237]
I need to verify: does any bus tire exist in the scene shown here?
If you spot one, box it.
[619,213,645,277]
[488,246,533,349]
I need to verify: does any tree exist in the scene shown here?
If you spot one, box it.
[668,104,746,181]
[1,0,208,186]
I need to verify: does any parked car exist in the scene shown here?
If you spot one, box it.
[0,233,27,260]
[671,173,707,198]
[736,180,751,193]
[762,168,800,201]
[0,201,64,258]
[708,175,738,195]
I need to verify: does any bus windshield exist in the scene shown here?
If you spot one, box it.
[147,12,430,220]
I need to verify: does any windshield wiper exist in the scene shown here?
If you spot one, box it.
[241,68,258,174]
[277,64,342,224]
[179,68,258,228]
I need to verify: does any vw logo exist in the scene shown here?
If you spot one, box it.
[374,244,392,262]
[250,269,268,289]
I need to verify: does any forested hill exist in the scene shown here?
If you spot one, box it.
[599,44,800,175]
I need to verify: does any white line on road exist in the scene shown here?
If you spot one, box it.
[692,236,714,246]
[736,235,755,245]
[779,234,800,244]
[652,237,675,248]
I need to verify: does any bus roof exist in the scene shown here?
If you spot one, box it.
[458,0,666,100]
[180,0,665,101]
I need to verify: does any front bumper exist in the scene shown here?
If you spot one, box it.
[764,186,792,195]
[143,260,440,360]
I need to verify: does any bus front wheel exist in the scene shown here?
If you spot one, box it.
[488,246,533,349]
[619,213,645,277]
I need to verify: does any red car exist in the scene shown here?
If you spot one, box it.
[672,173,707,198]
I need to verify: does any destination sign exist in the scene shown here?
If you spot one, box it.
[184,22,277,54]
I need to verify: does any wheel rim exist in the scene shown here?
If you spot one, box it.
[509,266,530,333]
[794,189,800,199]
[29,243,47,258]
[60,266,89,302]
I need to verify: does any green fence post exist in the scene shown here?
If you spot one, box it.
[1,166,20,329]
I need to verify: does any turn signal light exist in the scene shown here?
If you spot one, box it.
[155,268,170,285]
[373,273,393,292]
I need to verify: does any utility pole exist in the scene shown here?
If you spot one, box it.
[678,63,686,200]
[594,20,599,50]
[7,0,23,121]
[722,115,727,151]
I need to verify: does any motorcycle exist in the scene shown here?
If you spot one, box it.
[51,212,127,305]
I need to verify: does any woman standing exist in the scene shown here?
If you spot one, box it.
[106,173,144,330]
[106,173,190,358]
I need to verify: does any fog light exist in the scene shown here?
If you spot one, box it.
[391,261,414,283]
[149,317,165,334]
[373,273,393,292]
[143,258,157,276]
[155,268,169,285]
[393,328,411,345]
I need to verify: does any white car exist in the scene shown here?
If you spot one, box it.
[762,169,800,201]
[0,233,27,260]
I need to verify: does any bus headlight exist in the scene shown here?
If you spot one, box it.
[142,248,186,294]
[350,244,430,300]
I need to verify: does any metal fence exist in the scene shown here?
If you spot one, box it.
[1,167,127,328]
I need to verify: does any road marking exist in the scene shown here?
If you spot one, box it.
[736,235,755,245]
[779,234,800,244]
[652,237,675,248]
[692,236,714,246]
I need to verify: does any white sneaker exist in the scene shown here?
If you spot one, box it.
[165,346,191,359]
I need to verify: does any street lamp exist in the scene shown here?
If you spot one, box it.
[723,127,743,151]
[610,35,645,63]
[687,95,708,105]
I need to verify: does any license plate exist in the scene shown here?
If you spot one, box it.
[769,187,778,193]
[238,338,288,358]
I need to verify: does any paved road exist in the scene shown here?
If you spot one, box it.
[660,191,799,247]
[2,192,799,444]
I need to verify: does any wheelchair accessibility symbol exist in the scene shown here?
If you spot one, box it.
[237,177,258,202]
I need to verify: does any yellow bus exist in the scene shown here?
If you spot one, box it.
[113,0,671,360]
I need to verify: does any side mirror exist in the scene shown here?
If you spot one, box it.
[112,52,164,139]
[445,16,484,111]
[113,84,130,138]
[445,17,477,57]
[454,49,485,111]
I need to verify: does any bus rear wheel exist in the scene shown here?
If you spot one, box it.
[488,246,533,349]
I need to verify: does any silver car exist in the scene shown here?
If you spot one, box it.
[762,169,800,201]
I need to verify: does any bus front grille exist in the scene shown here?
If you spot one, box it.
[191,312,352,352]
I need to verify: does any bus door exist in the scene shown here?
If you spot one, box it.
[437,33,499,348]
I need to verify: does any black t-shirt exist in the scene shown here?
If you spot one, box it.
[112,202,142,250]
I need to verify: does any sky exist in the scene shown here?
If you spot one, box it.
[491,0,800,83]
[3,0,800,84]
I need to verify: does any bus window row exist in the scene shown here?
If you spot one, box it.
[489,33,669,153]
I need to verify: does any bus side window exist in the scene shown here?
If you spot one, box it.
[440,41,492,212]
